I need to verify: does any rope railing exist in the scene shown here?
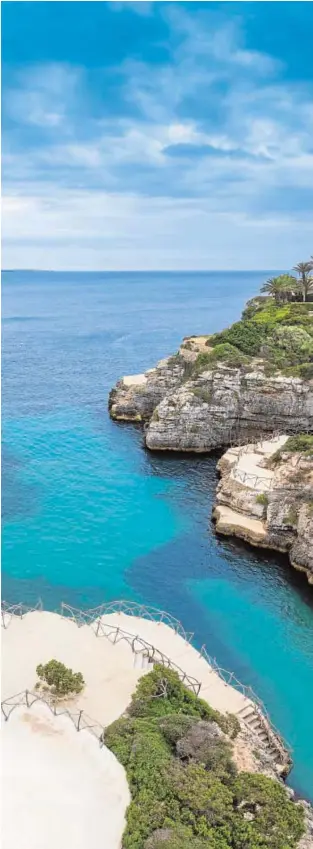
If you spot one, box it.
[60,604,201,696]
[228,467,312,494]
[228,424,313,449]
[1,599,43,628]
[60,600,194,643]
[231,469,274,490]
[1,600,291,765]
[1,689,105,741]
[199,645,291,762]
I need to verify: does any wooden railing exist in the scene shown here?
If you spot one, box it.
[1,599,291,764]
[1,599,43,628]
[1,689,105,740]
[60,603,201,696]
[60,600,194,642]
[199,645,291,763]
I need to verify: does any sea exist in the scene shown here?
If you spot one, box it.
[2,270,313,801]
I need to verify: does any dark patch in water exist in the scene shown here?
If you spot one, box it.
[1,447,41,522]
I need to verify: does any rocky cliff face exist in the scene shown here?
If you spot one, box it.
[213,436,313,584]
[109,333,313,581]
[109,337,313,451]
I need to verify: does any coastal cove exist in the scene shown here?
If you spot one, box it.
[2,270,313,802]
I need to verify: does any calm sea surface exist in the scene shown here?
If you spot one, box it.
[2,270,313,800]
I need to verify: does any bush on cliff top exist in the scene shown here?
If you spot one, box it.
[103,666,304,849]
[209,321,267,356]
[127,665,239,738]
[195,344,251,371]
[36,659,85,696]
[199,301,313,376]
[283,435,313,455]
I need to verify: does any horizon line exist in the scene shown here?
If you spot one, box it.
[2,267,283,274]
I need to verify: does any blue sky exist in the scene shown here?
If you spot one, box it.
[2,1,313,270]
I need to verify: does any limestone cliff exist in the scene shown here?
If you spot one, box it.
[109,298,313,580]
[213,436,313,583]
[109,335,313,451]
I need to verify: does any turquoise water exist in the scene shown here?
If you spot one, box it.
[2,270,313,800]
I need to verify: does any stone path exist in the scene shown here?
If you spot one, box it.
[230,435,288,492]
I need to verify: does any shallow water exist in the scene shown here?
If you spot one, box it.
[2,270,313,800]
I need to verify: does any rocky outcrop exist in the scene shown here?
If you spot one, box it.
[108,354,188,422]
[109,337,313,451]
[109,332,313,581]
[213,436,313,583]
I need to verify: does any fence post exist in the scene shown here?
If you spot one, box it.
[77,710,83,731]
[2,705,8,721]
[96,618,101,637]
[114,627,120,644]
[25,689,30,707]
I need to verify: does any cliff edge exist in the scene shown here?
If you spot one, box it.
[213,435,313,583]
[109,299,313,451]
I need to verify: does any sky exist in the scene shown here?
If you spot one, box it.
[2,1,313,271]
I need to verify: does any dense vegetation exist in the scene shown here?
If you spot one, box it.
[190,298,313,378]
[35,659,85,696]
[103,666,304,849]
[283,435,313,455]
[270,435,313,465]
[183,259,313,378]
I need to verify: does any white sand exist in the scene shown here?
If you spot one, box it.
[2,701,130,849]
[2,611,147,726]
[2,609,253,719]
[2,606,287,846]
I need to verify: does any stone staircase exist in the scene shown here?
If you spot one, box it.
[236,703,291,773]
[133,648,151,670]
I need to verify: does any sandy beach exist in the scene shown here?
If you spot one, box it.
[2,700,130,849]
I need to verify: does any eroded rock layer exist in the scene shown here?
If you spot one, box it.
[213,436,313,583]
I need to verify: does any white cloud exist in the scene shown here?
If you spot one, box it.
[2,7,313,269]
[2,183,312,271]
[3,63,81,128]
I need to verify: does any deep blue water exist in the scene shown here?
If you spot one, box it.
[2,270,313,800]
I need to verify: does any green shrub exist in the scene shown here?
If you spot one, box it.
[210,321,266,356]
[261,326,313,368]
[282,508,298,527]
[192,387,213,403]
[194,344,251,373]
[241,296,272,320]
[256,493,269,507]
[160,714,195,746]
[127,666,239,738]
[144,825,209,849]
[193,352,214,372]
[282,362,313,379]
[232,773,304,849]
[36,659,85,696]
[103,667,304,849]
[182,299,313,379]
[170,762,234,826]
[283,435,313,455]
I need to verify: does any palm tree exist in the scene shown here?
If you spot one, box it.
[261,275,297,304]
[293,261,313,302]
